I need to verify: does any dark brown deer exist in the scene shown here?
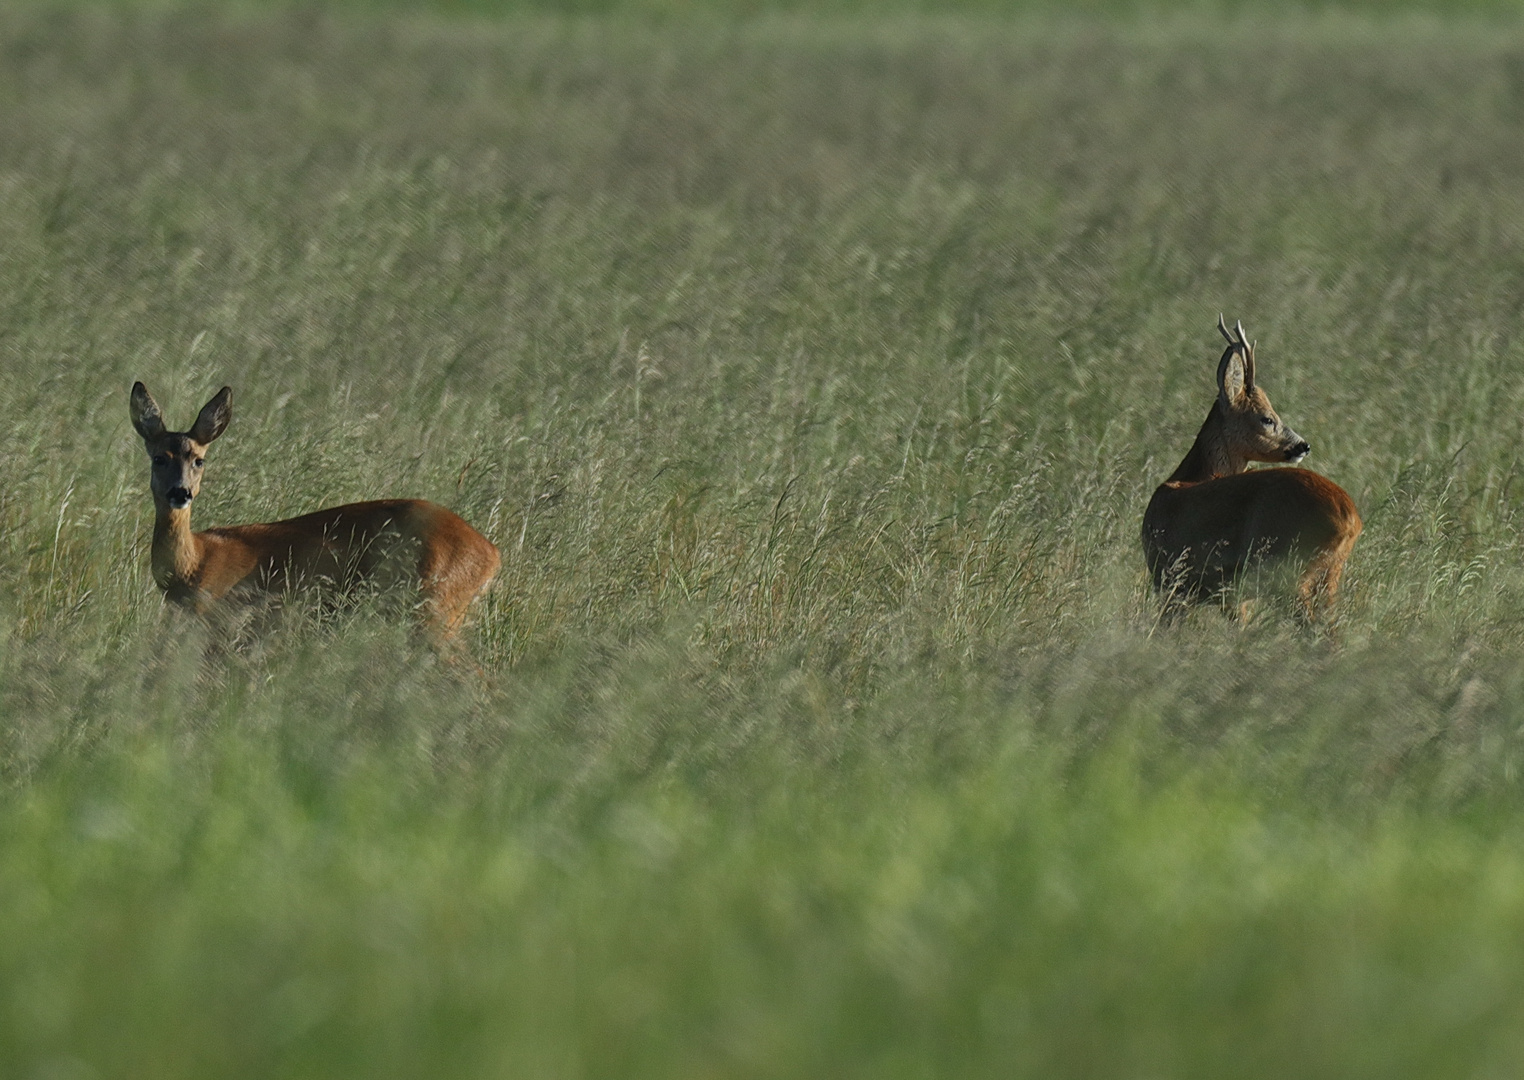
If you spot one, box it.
[1141,318,1361,622]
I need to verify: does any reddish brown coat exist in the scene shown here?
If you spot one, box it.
[1141,319,1361,620]
[132,384,499,641]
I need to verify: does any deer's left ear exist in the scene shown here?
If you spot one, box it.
[130,382,165,441]
[190,387,232,445]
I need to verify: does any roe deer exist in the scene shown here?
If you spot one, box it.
[1141,317,1361,623]
[130,383,500,642]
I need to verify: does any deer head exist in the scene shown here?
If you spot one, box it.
[130,383,232,511]
[1214,315,1309,465]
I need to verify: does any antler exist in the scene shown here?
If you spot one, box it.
[1216,314,1256,391]
[1217,314,1248,350]
[1238,321,1256,391]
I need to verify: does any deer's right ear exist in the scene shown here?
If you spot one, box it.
[1216,346,1248,410]
[130,382,165,440]
[190,386,232,445]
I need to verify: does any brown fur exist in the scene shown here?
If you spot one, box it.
[130,383,500,642]
[1141,318,1362,622]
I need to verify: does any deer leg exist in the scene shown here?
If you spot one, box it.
[1296,542,1351,628]
[416,543,497,652]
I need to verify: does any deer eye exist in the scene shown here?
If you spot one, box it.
[193,458,204,468]
[1259,415,1275,427]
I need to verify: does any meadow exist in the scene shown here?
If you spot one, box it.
[7,3,1524,1076]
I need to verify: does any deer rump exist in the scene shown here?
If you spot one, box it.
[1142,467,1361,602]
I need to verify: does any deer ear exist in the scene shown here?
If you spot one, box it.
[1216,346,1247,409]
[190,387,232,445]
[130,382,165,440]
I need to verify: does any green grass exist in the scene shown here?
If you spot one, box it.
[8,4,1524,1077]
[43,0,1524,20]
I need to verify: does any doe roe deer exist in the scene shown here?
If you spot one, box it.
[130,382,500,643]
[1141,318,1361,623]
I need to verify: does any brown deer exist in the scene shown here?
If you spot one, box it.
[1141,318,1361,623]
[130,383,500,643]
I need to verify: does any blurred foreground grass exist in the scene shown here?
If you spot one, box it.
[7,5,1524,1077]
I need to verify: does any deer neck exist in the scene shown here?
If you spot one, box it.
[151,500,205,592]
[1165,406,1248,484]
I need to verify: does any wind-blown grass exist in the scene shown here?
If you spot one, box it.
[5,6,1524,1077]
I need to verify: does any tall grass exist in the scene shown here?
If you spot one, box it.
[5,6,1524,1077]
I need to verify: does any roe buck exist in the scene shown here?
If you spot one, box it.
[130,383,500,642]
[1141,317,1361,622]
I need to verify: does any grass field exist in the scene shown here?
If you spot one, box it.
[9,3,1524,1077]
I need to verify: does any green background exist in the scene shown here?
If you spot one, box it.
[5,2,1524,1077]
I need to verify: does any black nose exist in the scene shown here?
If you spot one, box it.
[1288,441,1311,460]
[167,487,193,508]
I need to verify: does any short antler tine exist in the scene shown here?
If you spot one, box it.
[1217,313,1234,344]
[1234,320,1247,347]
